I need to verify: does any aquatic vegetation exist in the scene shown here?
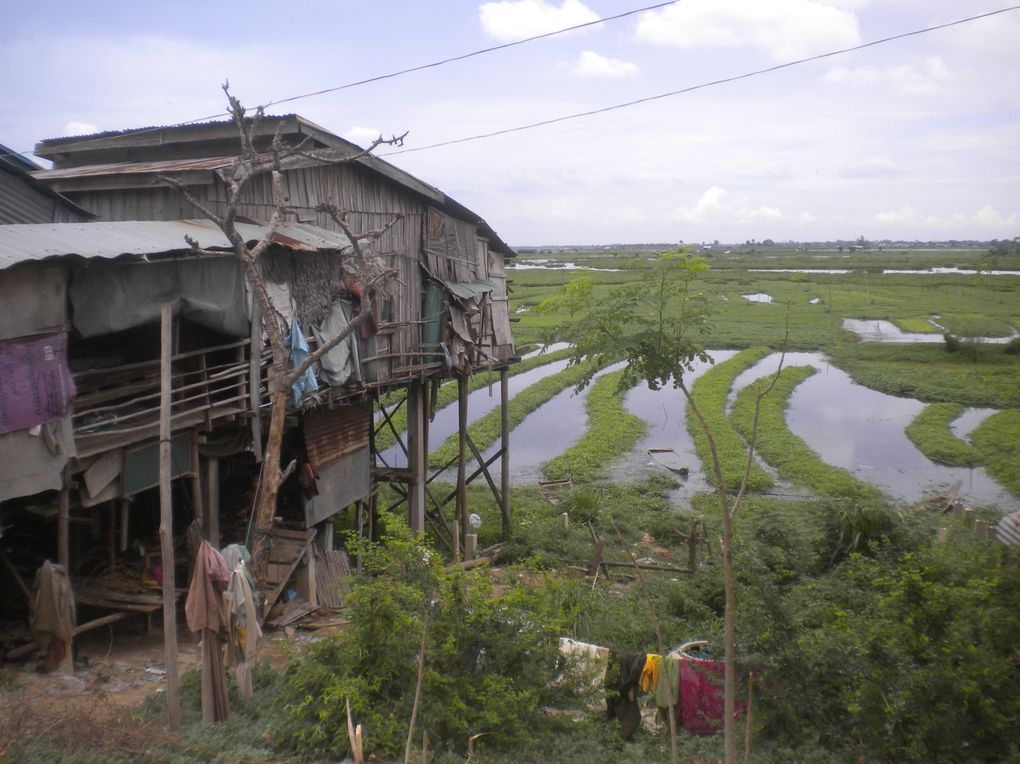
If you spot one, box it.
[541,369,646,483]
[375,347,576,451]
[904,403,980,467]
[731,365,883,500]
[970,409,1020,497]
[428,358,605,469]
[686,347,774,491]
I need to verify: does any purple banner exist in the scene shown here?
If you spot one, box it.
[0,332,77,436]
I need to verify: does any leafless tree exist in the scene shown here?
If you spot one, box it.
[160,83,406,588]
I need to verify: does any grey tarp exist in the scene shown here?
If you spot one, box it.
[69,257,248,338]
[313,299,361,387]
[0,416,75,502]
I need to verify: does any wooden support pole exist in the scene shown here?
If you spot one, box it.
[499,367,510,537]
[464,533,477,562]
[119,499,130,553]
[455,376,468,557]
[106,503,117,571]
[159,304,182,732]
[207,457,220,550]
[57,467,70,571]
[191,437,204,529]
[249,293,264,463]
[407,382,426,535]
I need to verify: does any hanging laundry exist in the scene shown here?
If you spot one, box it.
[224,557,262,698]
[289,320,319,407]
[639,652,662,694]
[680,657,726,734]
[654,654,682,716]
[29,560,75,672]
[186,541,232,723]
[604,650,646,739]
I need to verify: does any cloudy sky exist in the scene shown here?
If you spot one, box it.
[3,1,1018,245]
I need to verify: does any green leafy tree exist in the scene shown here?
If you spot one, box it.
[541,250,781,764]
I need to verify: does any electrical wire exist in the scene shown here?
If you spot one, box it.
[2,0,679,163]
[381,5,1020,156]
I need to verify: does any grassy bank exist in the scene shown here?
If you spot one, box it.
[541,369,647,483]
[686,347,774,491]
[428,358,605,469]
[905,403,980,467]
[374,346,575,451]
[731,365,884,500]
[971,409,1020,498]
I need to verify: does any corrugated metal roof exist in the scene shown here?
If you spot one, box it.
[35,115,302,147]
[0,219,351,270]
[32,156,238,181]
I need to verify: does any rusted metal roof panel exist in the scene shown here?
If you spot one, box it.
[31,156,237,181]
[0,219,351,270]
[303,399,372,467]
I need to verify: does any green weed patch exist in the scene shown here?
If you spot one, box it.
[971,409,1020,497]
[541,369,647,482]
[905,403,980,466]
[686,347,774,491]
[731,365,884,500]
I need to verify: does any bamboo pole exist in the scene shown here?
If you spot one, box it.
[455,376,467,558]
[159,304,182,732]
[499,367,510,537]
[57,466,69,570]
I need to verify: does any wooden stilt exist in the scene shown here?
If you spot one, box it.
[206,457,220,550]
[455,377,468,558]
[407,382,426,535]
[119,499,130,553]
[191,437,204,531]
[57,467,70,571]
[499,367,510,537]
[106,503,116,571]
[159,304,182,732]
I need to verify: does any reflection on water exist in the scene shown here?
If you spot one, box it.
[734,352,1017,510]
[507,260,622,272]
[951,407,996,440]
[883,267,1020,276]
[843,318,1017,344]
[612,352,738,497]
[378,356,572,467]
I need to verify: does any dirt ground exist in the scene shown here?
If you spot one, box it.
[0,622,301,760]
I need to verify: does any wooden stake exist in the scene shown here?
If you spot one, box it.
[159,304,182,732]
[57,466,70,570]
[207,457,220,549]
[499,367,510,536]
[455,376,468,557]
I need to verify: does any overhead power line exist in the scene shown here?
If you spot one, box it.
[5,0,679,162]
[382,5,1020,157]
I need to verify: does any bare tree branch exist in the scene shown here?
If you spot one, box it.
[157,175,224,226]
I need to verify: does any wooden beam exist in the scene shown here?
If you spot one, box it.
[159,304,182,732]
[206,457,220,549]
[499,368,510,537]
[58,467,70,570]
[455,377,468,559]
[407,382,426,535]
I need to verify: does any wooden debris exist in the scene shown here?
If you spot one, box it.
[313,548,352,610]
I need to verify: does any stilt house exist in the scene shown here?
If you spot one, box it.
[0,116,516,631]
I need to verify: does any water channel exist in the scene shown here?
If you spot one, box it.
[383,348,1017,512]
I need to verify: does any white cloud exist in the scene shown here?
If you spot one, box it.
[63,121,100,136]
[824,57,952,95]
[572,51,638,77]
[343,126,382,147]
[635,0,860,60]
[672,186,792,225]
[479,0,599,42]
[876,204,1018,230]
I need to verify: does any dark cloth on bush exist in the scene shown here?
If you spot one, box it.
[605,650,646,738]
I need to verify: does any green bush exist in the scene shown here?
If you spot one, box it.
[271,513,588,759]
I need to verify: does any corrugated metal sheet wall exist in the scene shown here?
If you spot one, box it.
[0,172,87,224]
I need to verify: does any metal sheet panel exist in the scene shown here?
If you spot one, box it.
[0,265,66,340]
[0,220,351,270]
[303,450,371,527]
[303,399,372,467]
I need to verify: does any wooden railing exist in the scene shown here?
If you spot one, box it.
[72,339,263,456]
